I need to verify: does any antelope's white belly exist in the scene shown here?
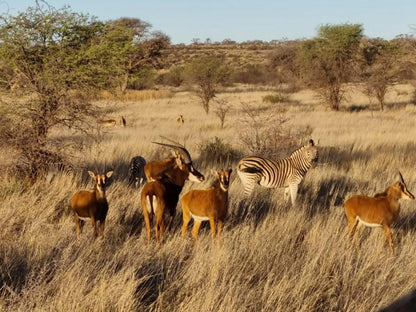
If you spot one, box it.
[77,215,91,221]
[191,213,209,222]
[357,216,382,228]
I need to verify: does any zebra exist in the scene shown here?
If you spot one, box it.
[128,156,147,188]
[237,139,318,205]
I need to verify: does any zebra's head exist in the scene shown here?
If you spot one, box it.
[304,139,318,165]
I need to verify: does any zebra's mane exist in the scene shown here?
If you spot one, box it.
[288,145,307,159]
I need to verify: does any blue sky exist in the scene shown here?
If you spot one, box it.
[4,0,416,44]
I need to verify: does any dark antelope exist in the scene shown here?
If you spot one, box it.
[144,139,202,182]
[71,170,114,238]
[141,141,204,244]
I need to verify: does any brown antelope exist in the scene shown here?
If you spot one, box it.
[140,142,205,244]
[71,170,114,238]
[344,172,414,253]
[98,119,117,127]
[177,115,184,124]
[181,168,232,241]
[120,116,126,127]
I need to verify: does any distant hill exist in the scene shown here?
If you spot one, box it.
[161,42,282,69]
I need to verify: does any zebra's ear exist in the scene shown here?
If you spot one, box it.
[308,139,315,146]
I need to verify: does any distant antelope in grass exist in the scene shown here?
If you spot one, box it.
[120,116,126,127]
[344,172,414,253]
[141,141,204,244]
[71,170,114,238]
[98,119,117,127]
[181,168,232,241]
[177,115,184,125]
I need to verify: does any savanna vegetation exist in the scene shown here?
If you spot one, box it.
[1,2,416,312]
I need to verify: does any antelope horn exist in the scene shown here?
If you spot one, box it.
[398,171,404,183]
[159,136,185,147]
[151,141,192,164]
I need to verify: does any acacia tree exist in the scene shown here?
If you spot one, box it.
[184,55,229,114]
[359,38,401,110]
[103,18,170,93]
[0,4,120,181]
[299,24,363,110]
[266,40,302,87]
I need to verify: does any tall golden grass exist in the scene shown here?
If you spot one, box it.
[98,89,174,102]
[1,84,416,311]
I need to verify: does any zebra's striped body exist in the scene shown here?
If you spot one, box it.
[237,139,318,205]
[128,156,147,188]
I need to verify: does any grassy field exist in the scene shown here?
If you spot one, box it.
[1,84,416,311]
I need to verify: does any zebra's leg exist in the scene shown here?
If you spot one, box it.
[237,170,256,196]
[240,176,257,196]
[284,187,290,202]
[289,183,299,205]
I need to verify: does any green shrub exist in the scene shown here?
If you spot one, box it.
[198,137,242,166]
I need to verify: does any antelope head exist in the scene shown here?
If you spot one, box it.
[152,140,205,183]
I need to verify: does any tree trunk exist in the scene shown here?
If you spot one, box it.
[120,72,129,94]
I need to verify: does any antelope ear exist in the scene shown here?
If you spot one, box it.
[88,171,96,179]
[106,171,114,178]
[228,167,233,175]
[308,139,314,146]
[210,169,218,176]
[175,156,185,167]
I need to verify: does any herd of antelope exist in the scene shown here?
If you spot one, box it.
[70,138,415,253]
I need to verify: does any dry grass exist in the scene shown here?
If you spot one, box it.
[98,89,174,102]
[1,84,416,311]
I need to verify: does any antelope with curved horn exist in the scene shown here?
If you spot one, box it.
[144,139,200,182]
[71,170,114,238]
[144,151,180,182]
[344,172,414,253]
[141,141,205,244]
[181,168,232,241]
